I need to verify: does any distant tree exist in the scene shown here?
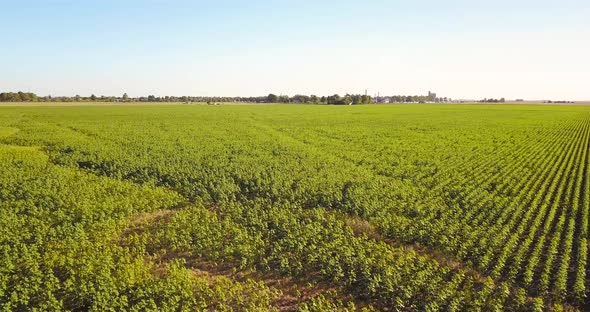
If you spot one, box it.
[351,94,362,104]
[361,95,372,104]
[327,94,342,105]
[90,94,97,101]
[122,93,129,101]
[292,94,310,104]
[480,98,504,103]
[267,94,278,103]
[75,94,81,101]
[278,95,290,103]
[343,94,352,105]
[310,95,318,104]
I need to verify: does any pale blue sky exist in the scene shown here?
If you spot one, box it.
[1,0,589,100]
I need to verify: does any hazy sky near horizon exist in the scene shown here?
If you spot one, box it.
[1,0,589,100]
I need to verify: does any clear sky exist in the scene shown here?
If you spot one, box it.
[1,0,589,100]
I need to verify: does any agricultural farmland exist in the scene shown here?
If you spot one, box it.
[0,103,589,311]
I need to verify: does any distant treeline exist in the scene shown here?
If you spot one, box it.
[544,100,576,104]
[479,98,506,103]
[271,94,447,104]
[269,94,374,105]
[0,91,450,104]
[0,92,374,104]
[0,92,40,102]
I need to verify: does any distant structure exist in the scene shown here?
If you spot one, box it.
[428,91,437,102]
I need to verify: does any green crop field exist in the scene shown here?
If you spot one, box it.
[0,104,589,311]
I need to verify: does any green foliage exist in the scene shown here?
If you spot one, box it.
[297,293,362,312]
[0,104,589,310]
[0,91,39,102]
[0,141,276,311]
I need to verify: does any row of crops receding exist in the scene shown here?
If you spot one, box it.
[0,104,589,311]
